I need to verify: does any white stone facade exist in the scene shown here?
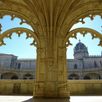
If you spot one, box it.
[0,41,102,80]
[68,41,102,80]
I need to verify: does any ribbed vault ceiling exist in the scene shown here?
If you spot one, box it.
[0,0,102,44]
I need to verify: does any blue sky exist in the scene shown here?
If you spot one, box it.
[67,15,102,59]
[0,15,102,59]
[0,15,36,59]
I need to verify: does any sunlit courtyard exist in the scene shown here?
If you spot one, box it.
[0,96,102,102]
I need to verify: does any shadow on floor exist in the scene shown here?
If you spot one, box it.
[23,98,70,102]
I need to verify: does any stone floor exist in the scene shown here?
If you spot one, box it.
[0,96,102,102]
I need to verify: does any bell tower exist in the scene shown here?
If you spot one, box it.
[74,40,89,60]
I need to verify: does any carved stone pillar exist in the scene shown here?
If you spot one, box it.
[33,31,70,98]
[33,47,46,97]
[33,42,70,98]
[57,45,70,97]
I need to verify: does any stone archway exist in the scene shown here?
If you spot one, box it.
[0,22,39,80]
[11,75,18,79]
[0,14,41,97]
[84,75,91,80]
[84,73,101,80]
[23,73,33,79]
[69,74,79,80]
[1,72,18,79]
[60,1,102,98]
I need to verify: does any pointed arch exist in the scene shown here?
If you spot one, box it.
[64,27,102,47]
[62,1,102,37]
[0,27,40,47]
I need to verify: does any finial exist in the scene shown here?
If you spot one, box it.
[79,39,81,42]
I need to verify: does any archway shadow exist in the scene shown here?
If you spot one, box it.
[23,98,70,102]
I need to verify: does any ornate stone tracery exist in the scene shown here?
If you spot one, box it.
[0,27,38,47]
[64,27,102,47]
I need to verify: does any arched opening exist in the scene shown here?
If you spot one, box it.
[69,74,79,80]
[11,75,18,79]
[1,72,18,79]
[94,61,98,68]
[84,76,91,80]
[84,73,101,80]
[0,15,38,80]
[17,63,21,69]
[74,64,77,69]
[66,15,102,80]
[23,73,33,79]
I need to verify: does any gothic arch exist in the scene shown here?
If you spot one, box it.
[62,1,102,37]
[84,73,101,80]
[23,73,33,79]
[0,0,46,45]
[11,75,18,79]
[0,0,38,32]
[1,72,19,79]
[0,27,39,47]
[69,73,79,80]
[63,27,102,47]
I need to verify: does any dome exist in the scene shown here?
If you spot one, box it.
[74,41,87,51]
[74,41,89,59]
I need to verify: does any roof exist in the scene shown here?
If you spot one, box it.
[74,41,87,51]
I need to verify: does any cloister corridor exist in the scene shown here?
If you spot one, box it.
[1,1,102,102]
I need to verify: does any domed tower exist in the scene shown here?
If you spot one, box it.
[74,40,89,59]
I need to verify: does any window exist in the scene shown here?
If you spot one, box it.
[74,64,77,69]
[100,61,102,67]
[94,61,98,68]
[18,63,21,69]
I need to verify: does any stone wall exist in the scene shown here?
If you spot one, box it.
[0,80,102,95]
[69,80,102,95]
[0,80,33,95]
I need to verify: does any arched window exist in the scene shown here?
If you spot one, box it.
[84,76,91,80]
[18,63,21,69]
[94,61,98,68]
[23,73,33,79]
[100,61,102,67]
[69,74,79,80]
[0,15,37,81]
[11,75,18,79]
[74,64,77,69]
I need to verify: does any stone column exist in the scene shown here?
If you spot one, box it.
[57,44,70,97]
[33,34,70,98]
[33,46,46,97]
